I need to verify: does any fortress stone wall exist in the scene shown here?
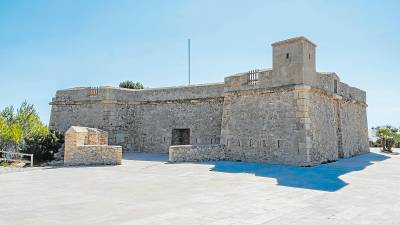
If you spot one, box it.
[50,37,369,166]
[50,83,225,153]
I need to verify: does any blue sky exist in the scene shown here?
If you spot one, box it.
[0,0,399,128]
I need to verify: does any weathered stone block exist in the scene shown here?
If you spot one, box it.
[64,126,122,166]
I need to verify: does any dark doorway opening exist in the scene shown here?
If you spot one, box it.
[171,129,190,145]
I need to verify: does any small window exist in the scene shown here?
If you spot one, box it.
[309,53,311,60]
[277,140,281,148]
[334,79,338,94]
[286,53,289,59]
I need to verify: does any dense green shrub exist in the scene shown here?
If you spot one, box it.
[22,130,64,164]
[119,81,144,89]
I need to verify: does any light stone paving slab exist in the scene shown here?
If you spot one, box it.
[0,148,399,225]
[0,166,44,175]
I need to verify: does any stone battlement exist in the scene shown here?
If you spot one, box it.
[51,70,365,105]
[51,82,225,105]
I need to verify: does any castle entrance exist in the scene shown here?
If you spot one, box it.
[171,129,190,145]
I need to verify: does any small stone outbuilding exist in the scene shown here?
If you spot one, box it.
[64,126,122,166]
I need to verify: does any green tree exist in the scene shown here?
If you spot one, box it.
[119,81,144,89]
[14,101,48,138]
[0,117,23,151]
[0,102,63,164]
[1,106,14,125]
[373,126,400,153]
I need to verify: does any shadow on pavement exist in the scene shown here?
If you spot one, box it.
[123,152,168,162]
[207,152,389,192]
[108,151,390,192]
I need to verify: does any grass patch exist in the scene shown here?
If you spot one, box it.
[0,160,13,167]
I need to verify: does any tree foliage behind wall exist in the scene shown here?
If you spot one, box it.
[119,81,144,89]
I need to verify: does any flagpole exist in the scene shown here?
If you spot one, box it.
[188,38,191,85]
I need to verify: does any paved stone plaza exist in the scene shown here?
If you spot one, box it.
[1,148,399,225]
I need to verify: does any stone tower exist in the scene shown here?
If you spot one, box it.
[271,36,316,86]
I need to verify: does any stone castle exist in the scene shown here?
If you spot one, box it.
[49,37,369,166]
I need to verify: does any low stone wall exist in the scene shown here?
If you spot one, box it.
[169,144,226,162]
[64,145,122,166]
[64,126,123,166]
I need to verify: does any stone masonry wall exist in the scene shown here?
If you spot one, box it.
[100,98,224,153]
[306,89,339,164]
[297,85,368,165]
[51,76,368,166]
[50,84,225,153]
[340,100,369,157]
[220,86,303,165]
[66,145,122,166]
[169,144,226,162]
